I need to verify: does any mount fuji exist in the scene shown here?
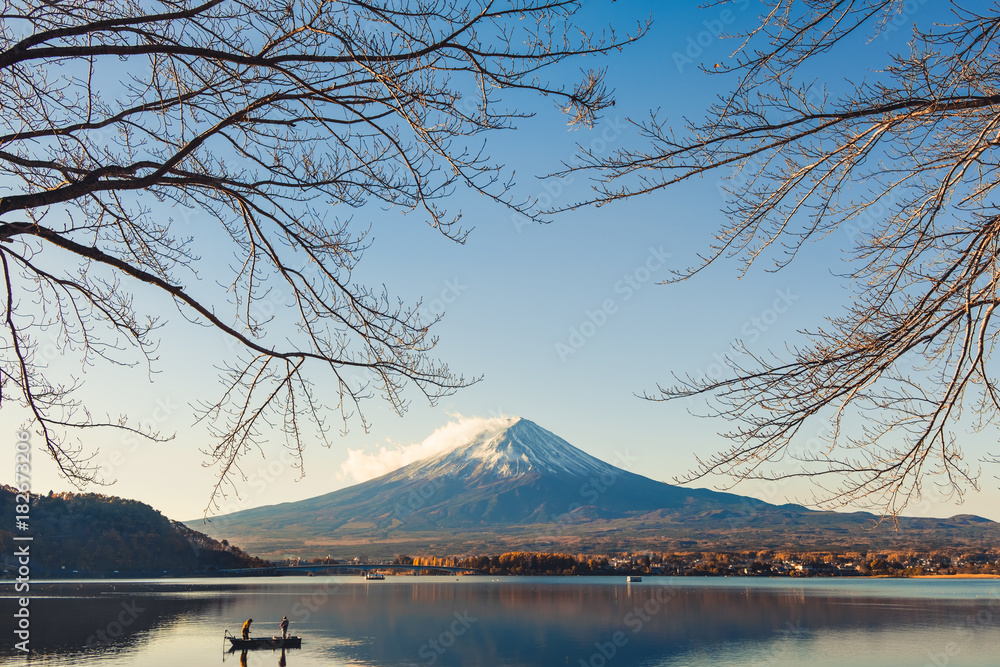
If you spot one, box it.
[192,418,1000,557]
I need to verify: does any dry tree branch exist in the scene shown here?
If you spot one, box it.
[0,0,649,511]
[555,0,1000,517]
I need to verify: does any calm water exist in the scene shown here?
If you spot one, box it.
[2,576,998,666]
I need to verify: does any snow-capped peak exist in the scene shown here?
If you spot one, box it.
[396,417,615,480]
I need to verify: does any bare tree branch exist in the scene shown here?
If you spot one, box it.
[0,0,648,512]
[555,0,1000,516]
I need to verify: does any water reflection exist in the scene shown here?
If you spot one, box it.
[9,588,216,658]
[2,577,997,667]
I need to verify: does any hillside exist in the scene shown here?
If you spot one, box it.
[0,486,269,575]
[192,418,1000,558]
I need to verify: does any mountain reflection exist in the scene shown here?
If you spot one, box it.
[295,580,981,665]
[3,578,995,667]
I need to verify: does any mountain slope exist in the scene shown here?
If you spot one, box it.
[190,418,1000,557]
[0,487,269,575]
[200,418,758,529]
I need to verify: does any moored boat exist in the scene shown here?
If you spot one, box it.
[365,572,386,580]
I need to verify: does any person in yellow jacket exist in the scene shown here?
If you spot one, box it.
[241,618,253,640]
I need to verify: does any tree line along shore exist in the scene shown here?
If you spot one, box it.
[289,550,1000,578]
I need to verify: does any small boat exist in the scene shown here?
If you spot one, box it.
[627,575,642,582]
[226,632,302,650]
[365,572,385,580]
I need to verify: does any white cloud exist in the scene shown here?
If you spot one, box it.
[338,414,514,483]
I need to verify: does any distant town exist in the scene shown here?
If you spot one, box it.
[276,549,1000,578]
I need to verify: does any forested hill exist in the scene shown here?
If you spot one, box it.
[0,487,269,575]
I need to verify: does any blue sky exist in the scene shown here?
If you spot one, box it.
[5,0,999,525]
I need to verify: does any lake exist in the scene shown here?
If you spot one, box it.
[2,576,998,666]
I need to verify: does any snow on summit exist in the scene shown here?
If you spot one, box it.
[393,417,616,481]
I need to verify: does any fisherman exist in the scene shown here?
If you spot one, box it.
[279,615,289,639]
[241,618,253,640]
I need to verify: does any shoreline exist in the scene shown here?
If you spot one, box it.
[910,573,1000,579]
[4,572,1000,586]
